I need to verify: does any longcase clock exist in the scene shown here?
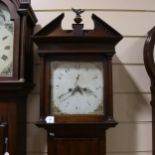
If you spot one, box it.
[0,0,37,155]
[144,26,155,155]
[33,10,123,155]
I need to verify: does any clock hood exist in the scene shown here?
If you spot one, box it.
[33,12,123,54]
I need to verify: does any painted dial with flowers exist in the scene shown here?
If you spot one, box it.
[50,61,104,115]
[0,3,14,77]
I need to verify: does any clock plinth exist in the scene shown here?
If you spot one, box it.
[33,11,122,155]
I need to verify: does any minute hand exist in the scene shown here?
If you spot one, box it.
[83,87,97,98]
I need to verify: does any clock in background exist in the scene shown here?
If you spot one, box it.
[0,1,37,155]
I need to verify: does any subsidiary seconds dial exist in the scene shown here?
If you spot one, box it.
[51,61,104,115]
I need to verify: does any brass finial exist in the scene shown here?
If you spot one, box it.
[72,8,85,24]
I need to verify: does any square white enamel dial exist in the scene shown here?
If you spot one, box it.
[50,61,104,115]
[0,3,14,77]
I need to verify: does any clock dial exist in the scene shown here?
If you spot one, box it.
[51,61,104,115]
[0,3,14,77]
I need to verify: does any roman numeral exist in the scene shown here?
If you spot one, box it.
[2,36,8,40]
[1,55,8,61]
[4,45,10,50]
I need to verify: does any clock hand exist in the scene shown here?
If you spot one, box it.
[61,86,84,102]
[71,86,83,96]
[61,93,73,102]
[59,85,84,102]
[83,87,97,98]
[74,74,80,86]
[58,88,73,100]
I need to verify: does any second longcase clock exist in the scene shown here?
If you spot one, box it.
[0,0,37,154]
[33,11,123,155]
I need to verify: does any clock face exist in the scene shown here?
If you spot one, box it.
[50,61,104,115]
[0,3,14,77]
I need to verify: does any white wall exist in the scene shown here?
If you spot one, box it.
[27,1,155,155]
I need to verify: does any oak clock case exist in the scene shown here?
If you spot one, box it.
[33,11,122,155]
[0,0,37,155]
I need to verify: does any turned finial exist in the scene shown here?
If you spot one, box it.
[72,8,85,24]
